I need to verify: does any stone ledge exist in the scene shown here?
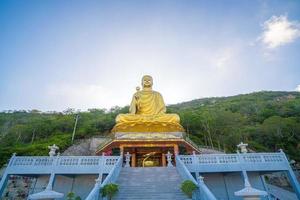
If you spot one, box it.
[114,132,184,140]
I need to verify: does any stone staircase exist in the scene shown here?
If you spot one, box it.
[114,167,190,200]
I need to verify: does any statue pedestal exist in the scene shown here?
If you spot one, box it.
[112,121,184,133]
[115,132,184,140]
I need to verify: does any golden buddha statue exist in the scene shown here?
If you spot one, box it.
[112,75,184,133]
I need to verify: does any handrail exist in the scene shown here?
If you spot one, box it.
[175,155,198,185]
[96,137,114,152]
[197,178,217,200]
[101,154,123,186]
[184,135,224,153]
[266,184,298,200]
[175,155,217,200]
[85,155,123,200]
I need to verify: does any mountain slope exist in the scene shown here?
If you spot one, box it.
[0,91,299,167]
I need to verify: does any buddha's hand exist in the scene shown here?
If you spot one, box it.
[134,93,140,101]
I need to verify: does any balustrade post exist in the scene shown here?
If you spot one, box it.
[56,153,60,166]
[192,151,196,164]
[192,151,197,172]
[216,155,220,164]
[237,151,243,165]
[45,153,59,190]
[86,176,102,200]
[196,175,204,199]
[196,175,217,200]
[197,175,204,184]
[95,177,102,199]
[99,153,106,179]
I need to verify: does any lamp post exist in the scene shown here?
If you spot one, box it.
[237,142,248,154]
[125,152,131,167]
[48,144,59,157]
[166,151,173,167]
[71,114,80,144]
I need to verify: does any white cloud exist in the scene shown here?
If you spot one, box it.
[259,15,300,49]
[214,48,235,70]
[296,84,300,92]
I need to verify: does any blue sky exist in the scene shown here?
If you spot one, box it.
[0,0,300,111]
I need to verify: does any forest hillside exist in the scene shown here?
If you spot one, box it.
[0,91,299,167]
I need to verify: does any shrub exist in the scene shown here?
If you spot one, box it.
[67,192,81,200]
[67,192,75,200]
[181,180,197,198]
[101,183,119,200]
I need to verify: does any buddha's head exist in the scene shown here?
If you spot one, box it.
[142,75,153,89]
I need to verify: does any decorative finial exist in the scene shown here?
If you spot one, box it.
[48,144,59,157]
[237,142,248,154]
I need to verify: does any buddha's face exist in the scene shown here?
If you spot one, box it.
[142,75,153,88]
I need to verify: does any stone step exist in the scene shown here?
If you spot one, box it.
[117,189,184,193]
[114,167,189,200]
[114,193,189,197]
[115,198,188,199]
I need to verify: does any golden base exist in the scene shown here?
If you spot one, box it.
[112,122,185,133]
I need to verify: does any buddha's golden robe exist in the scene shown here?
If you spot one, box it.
[112,90,184,132]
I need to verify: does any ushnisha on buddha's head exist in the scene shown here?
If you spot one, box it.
[141,75,153,89]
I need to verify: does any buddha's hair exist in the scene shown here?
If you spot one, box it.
[142,75,153,81]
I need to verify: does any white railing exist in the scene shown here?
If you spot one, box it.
[0,154,121,198]
[179,151,289,173]
[6,155,120,174]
